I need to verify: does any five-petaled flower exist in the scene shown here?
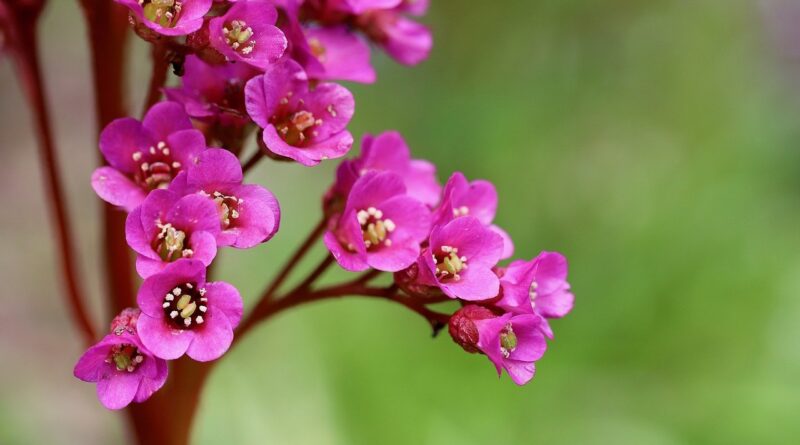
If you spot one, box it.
[475,312,547,386]
[126,189,220,278]
[245,59,355,166]
[325,171,431,272]
[116,0,213,36]
[74,317,168,410]
[92,102,206,211]
[136,259,243,361]
[208,0,287,70]
[170,148,281,249]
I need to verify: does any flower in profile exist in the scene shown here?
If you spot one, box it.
[416,216,504,301]
[245,60,355,166]
[355,5,432,66]
[126,189,220,278]
[303,26,375,83]
[170,148,281,248]
[136,259,243,361]
[73,311,168,410]
[434,172,514,259]
[494,252,574,338]
[208,0,287,70]
[91,102,206,211]
[475,312,547,386]
[116,0,212,36]
[329,131,440,211]
[324,171,431,271]
[164,55,258,127]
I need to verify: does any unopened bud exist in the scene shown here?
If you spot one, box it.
[448,305,497,353]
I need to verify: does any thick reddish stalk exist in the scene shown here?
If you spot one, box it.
[9,15,96,346]
[142,42,170,115]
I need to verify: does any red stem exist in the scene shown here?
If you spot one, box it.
[142,42,169,115]
[10,16,96,346]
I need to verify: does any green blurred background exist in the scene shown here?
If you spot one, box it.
[2,0,800,443]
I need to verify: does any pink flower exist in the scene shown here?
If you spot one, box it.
[116,0,212,36]
[356,6,431,66]
[434,172,514,259]
[324,171,431,272]
[91,102,206,211]
[329,131,441,210]
[303,26,376,83]
[126,189,220,278]
[245,60,355,166]
[170,148,281,248]
[136,259,243,361]
[74,328,168,410]
[475,313,547,386]
[208,0,287,70]
[416,216,504,301]
[164,55,258,127]
[494,252,574,338]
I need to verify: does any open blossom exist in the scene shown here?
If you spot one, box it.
[329,131,440,211]
[245,59,355,166]
[136,259,243,361]
[74,312,168,410]
[355,4,432,66]
[494,252,574,338]
[164,55,258,127]
[434,172,514,259]
[303,26,375,83]
[208,0,287,70]
[126,189,220,278]
[475,313,547,386]
[91,101,206,211]
[116,0,212,36]
[324,171,431,271]
[416,216,504,301]
[170,148,281,248]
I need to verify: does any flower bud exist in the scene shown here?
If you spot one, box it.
[394,263,445,299]
[109,308,141,336]
[448,305,497,353]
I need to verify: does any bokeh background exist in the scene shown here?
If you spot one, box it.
[2,0,800,443]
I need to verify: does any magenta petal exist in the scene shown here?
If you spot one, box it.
[188,148,243,186]
[262,125,353,166]
[365,232,419,272]
[504,360,536,386]
[142,102,194,142]
[137,314,195,360]
[167,194,221,234]
[226,184,281,248]
[490,225,515,260]
[440,265,499,301]
[381,16,432,66]
[136,256,167,279]
[134,358,168,403]
[125,207,153,258]
[305,83,355,137]
[346,171,406,211]
[99,117,149,172]
[186,310,233,362]
[73,344,110,382]
[380,195,431,242]
[96,372,141,410]
[306,26,375,83]
[166,129,206,167]
[431,217,504,268]
[91,167,146,211]
[204,281,243,327]
[324,214,369,271]
[186,231,218,268]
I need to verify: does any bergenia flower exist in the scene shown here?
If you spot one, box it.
[416,216,504,301]
[73,317,168,410]
[324,171,431,272]
[330,131,440,210]
[136,259,243,361]
[357,7,432,66]
[475,312,547,386]
[126,189,220,278]
[208,0,287,70]
[434,172,514,259]
[164,55,258,127]
[245,59,355,166]
[303,26,376,83]
[116,0,212,36]
[494,252,574,338]
[91,101,206,211]
[170,148,281,249]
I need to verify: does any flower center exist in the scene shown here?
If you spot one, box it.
[211,191,242,229]
[107,344,144,373]
[162,282,207,329]
[433,245,468,281]
[452,206,470,217]
[153,222,193,262]
[142,0,183,28]
[274,108,323,146]
[499,323,517,358]
[223,20,256,56]
[356,207,395,250]
[132,141,181,190]
[308,37,327,62]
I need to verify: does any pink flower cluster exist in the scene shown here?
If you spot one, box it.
[75,0,573,410]
[323,131,575,385]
